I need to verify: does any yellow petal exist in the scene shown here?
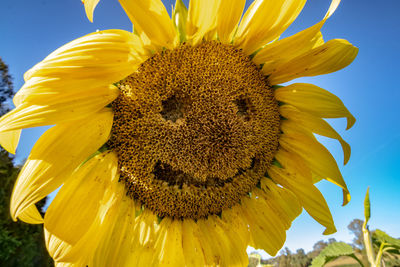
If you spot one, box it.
[10,30,146,131]
[216,0,246,44]
[254,30,324,68]
[23,30,147,86]
[279,132,351,205]
[134,210,158,247]
[155,218,186,266]
[45,230,74,265]
[118,0,177,49]
[280,105,351,164]
[275,148,312,179]
[197,217,235,266]
[275,83,356,129]
[195,218,221,266]
[221,205,250,251]
[82,0,100,22]
[260,178,302,229]
[46,152,124,264]
[241,189,288,256]
[0,129,21,154]
[128,246,157,267]
[54,262,75,267]
[172,0,189,43]
[182,220,206,267]
[235,0,307,54]
[44,152,118,246]
[268,166,337,235]
[66,189,123,265]
[268,39,358,84]
[197,215,249,266]
[124,210,159,266]
[90,187,137,267]
[10,109,113,223]
[253,0,341,66]
[323,0,342,19]
[186,0,220,45]
[15,76,116,106]
[214,216,249,266]
[1,86,118,133]
[17,204,43,224]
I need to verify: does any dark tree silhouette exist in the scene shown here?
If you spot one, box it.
[0,58,14,114]
[0,57,52,267]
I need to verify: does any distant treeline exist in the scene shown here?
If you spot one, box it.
[249,218,400,266]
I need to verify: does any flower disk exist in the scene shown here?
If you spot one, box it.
[108,41,281,219]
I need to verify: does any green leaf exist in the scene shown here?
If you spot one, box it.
[310,242,359,267]
[364,187,371,225]
[373,229,400,249]
[272,159,283,168]
[272,85,284,90]
[79,143,109,167]
[172,0,188,42]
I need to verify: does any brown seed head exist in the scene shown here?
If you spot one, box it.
[108,41,280,219]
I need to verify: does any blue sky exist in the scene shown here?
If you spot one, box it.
[1,0,399,257]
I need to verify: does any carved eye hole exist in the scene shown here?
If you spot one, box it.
[234,98,251,121]
[160,95,184,123]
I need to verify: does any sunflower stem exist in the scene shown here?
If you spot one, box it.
[363,187,376,267]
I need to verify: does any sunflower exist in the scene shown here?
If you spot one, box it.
[1,0,357,266]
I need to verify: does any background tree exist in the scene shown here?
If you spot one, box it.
[294,248,311,267]
[261,247,313,267]
[277,247,293,267]
[348,218,365,251]
[0,57,52,267]
[308,239,331,259]
[0,58,14,114]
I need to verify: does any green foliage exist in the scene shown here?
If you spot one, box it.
[373,230,400,250]
[0,150,52,267]
[0,58,53,266]
[255,187,400,266]
[372,229,400,266]
[306,188,400,267]
[364,187,371,225]
[310,242,362,267]
[252,221,400,267]
[0,57,14,115]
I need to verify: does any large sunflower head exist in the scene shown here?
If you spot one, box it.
[1,0,357,266]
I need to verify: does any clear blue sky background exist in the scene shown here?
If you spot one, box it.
[1,0,399,257]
